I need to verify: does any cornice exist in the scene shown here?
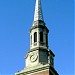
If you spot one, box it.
[30,23,49,33]
[15,64,50,75]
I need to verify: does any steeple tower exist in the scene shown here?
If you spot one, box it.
[30,0,49,50]
[15,0,59,75]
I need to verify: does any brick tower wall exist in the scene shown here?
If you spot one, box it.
[31,70,50,75]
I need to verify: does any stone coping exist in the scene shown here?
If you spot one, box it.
[15,64,50,75]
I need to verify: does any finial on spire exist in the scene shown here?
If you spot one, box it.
[34,0,44,22]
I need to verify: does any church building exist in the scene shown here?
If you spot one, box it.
[15,0,59,75]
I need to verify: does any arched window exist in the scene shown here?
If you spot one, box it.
[50,57,54,65]
[46,34,48,45]
[40,32,43,42]
[31,35,32,45]
[34,32,37,42]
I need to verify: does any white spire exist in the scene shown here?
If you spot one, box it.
[34,0,44,21]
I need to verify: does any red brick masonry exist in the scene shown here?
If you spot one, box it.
[31,70,50,75]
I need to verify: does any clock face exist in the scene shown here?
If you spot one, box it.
[30,53,38,62]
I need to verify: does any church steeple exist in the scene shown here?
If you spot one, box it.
[15,0,59,75]
[30,0,49,49]
[34,0,44,22]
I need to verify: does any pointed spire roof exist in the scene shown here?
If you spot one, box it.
[34,0,44,22]
[30,0,49,33]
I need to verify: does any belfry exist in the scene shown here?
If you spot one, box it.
[15,0,59,75]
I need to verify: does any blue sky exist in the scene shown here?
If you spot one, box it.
[0,0,74,75]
